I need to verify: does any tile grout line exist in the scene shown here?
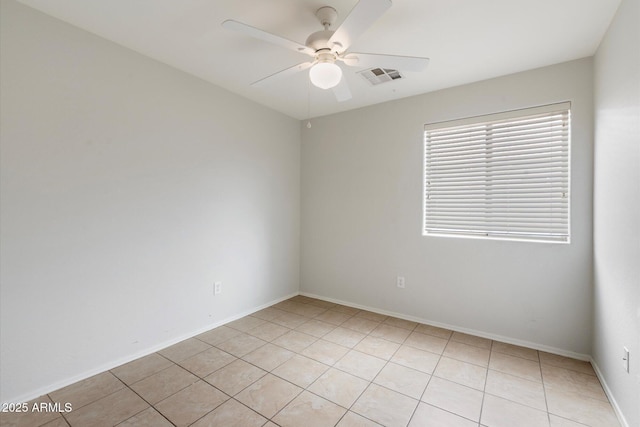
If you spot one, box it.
[476,339,493,427]
[121,381,178,427]
[45,381,134,427]
[405,330,447,427]
[262,309,343,426]
[412,332,490,426]
[538,350,553,427]
[333,314,412,427]
[266,303,407,425]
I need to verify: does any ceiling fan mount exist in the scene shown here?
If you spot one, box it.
[222,0,429,102]
[315,6,338,29]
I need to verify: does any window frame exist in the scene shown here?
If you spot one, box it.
[422,102,571,244]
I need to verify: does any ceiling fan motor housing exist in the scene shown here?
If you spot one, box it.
[305,30,335,52]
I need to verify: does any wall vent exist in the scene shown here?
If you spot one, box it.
[358,68,403,86]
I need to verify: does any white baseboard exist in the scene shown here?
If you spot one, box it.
[2,291,298,405]
[590,358,630,427]
[299,291,591,361]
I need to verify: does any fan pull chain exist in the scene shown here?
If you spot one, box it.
[306,77,312,129]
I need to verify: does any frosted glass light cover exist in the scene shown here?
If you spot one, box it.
[309,62,342,89]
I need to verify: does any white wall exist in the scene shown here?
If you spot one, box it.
[301,58,594,355]
[593,0,640,425]
[0,1,300,403]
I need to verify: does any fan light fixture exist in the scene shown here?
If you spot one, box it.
[309,62,342,89]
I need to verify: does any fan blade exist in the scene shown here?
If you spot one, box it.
[251,61,315,87]
[342,53,429,72]
[222,20,315,56]
[328,0,392,53]
[332,77,352,102]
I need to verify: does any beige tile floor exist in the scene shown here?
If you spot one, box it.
[0,296,622,427]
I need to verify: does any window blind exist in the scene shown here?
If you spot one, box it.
[423,102,570,243]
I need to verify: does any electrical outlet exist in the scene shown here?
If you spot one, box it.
[214,282,222,295]
[396,276,405,289]
[623,347,630,373]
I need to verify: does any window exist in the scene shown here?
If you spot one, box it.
[423,102,570,243]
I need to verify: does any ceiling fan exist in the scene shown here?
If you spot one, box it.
[222,0,429,102]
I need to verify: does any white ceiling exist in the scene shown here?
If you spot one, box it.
[17,0,620,120]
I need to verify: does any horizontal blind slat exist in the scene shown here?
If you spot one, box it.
[427,127,568,148]
[427,115,568,139]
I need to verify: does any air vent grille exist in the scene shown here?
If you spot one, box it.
[358,68,403,86]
